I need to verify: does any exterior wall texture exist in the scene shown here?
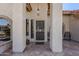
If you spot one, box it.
[69,15,79,41]
[63,15,70,32]
[63,14,79,42]
[0,3,26,52]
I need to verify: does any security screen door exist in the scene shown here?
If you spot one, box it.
[36,21,45,41]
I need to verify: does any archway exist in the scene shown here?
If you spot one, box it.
[0,15,12,54]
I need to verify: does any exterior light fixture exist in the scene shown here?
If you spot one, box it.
[37,4,40,16]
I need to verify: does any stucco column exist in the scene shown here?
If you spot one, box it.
[50,4,63,52]
[12,4,26,52]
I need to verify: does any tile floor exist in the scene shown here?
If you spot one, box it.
[1,40,79,56]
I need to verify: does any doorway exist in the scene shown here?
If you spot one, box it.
[26,19,47,43]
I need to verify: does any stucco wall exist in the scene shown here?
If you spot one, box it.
[12,3,26,52]
[26,3,48,20]
[69,15,79,41]
[63,14,79,42]
[0,3,26,52]
[0,4,12,19]
[63,14,70,32]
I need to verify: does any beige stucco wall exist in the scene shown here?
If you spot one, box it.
[0,4,12,19]
[69,15,79,41]
[26,3,48,20]
[63,14,79,41]
[12,4,26,52]
[0,3,26,52]
[63,14,70,32]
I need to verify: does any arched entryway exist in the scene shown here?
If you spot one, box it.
[0,15,12,54]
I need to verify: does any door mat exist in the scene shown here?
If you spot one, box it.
[35,42,44,45]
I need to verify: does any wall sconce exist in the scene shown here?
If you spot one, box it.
[37,4,40,16]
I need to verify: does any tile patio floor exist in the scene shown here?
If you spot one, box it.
[1,40,79,56]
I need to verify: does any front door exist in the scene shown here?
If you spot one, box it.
[36,20,45,42]
[26,19,47,42]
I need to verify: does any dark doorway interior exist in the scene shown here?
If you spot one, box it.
[36,21,44,40]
